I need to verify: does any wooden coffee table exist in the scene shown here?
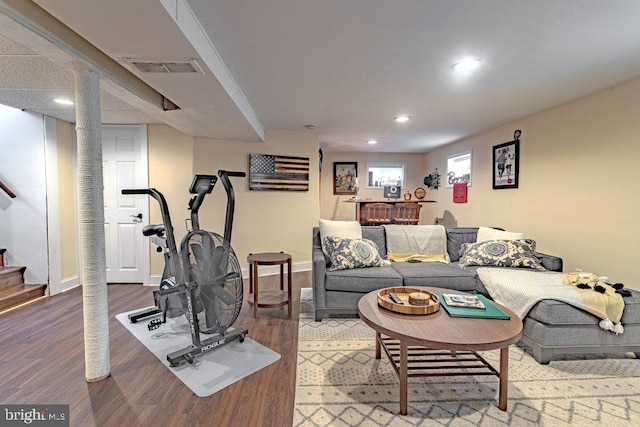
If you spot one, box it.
[358,286,523,415]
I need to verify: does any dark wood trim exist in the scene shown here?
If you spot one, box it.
[0,179,16,198]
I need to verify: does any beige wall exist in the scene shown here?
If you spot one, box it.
[319,151,428,223]
[56,119,77,280]
[193,128,319,266]
[55,124,319,279]
[147,125,195,275]
[424,76,640,289]
[56,75,639,288]
[146,126,319,274]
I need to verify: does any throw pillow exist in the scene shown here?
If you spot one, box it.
[476,226,523,243]
[319,219,362,258]
[459,239,545,270]
[323,236,387,271]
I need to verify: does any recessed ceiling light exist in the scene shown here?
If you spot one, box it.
[54,98,74,105]
[394,115,410,123]
[367,140,378,145]
[453,58,482,73]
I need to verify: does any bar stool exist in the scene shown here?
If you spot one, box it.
[247,251,292,318]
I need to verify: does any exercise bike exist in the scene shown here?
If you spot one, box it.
[123,170,248,367]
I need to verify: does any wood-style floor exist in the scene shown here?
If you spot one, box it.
[0,272,312,427]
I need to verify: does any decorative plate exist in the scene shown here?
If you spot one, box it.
[414,187,426,199]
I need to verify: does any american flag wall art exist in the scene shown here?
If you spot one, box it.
[249,153,310,191]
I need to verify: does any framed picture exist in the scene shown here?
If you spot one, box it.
[492,140,519,189]
[333,162,358,195]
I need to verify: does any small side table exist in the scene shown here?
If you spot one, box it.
[247,252,292,318]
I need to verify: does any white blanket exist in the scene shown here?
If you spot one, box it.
[477,268,625,334]
[383,224,449,262]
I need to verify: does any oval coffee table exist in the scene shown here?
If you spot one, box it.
[358,286,523,415]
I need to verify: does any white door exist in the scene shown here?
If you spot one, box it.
[102,125,149,284]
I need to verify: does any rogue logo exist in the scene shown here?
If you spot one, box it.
[201,340,223,352]
[1,405,68,426]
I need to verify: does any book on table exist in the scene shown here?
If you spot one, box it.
[442,293,486,309]
[435,293,510,319]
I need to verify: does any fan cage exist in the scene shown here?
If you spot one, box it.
[181,230,243,334]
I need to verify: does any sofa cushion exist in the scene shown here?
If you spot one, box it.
[390,262,480,292]
[446,227,478,262]
[324,237,387,271]
[476,226,523,242]
[362,226,387,257]
[319,219,361,258]
[459,239,545,270]
[325,266,403,293]
[527,289,640,325]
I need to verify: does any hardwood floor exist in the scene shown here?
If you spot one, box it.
[0,271,312,427]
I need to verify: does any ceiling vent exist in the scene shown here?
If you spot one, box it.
[127,58,204,74]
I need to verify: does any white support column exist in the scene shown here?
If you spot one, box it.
[74,68,110,382]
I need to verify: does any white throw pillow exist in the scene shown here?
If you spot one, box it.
[476,226,523,243]
[319,219,362,258]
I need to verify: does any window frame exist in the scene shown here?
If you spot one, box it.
[446,150,472,188]
[364,161,408,189]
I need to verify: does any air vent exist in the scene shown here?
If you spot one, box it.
[127,58,204,74]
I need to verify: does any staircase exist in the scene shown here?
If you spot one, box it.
[0,248,47,312]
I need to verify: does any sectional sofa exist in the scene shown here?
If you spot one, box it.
[312,225,640,363]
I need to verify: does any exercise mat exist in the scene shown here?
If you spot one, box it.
[116,309,280,397]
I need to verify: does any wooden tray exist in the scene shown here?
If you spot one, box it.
[377,287,440,315]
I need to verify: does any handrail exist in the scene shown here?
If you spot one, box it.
[0,179,16,198]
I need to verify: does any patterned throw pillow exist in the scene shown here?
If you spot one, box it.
[458,239,545,270]
[323,237,386,271]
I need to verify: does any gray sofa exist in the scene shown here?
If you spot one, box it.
[312,226,640,364]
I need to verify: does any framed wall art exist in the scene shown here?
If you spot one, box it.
[249,153,310,191]
[492,139,520,189]
[333,162,357,195]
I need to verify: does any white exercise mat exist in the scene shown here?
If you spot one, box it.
[116,308,280,397]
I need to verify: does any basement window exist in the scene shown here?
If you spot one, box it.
[446,150,472,187]
[365,162,407,189]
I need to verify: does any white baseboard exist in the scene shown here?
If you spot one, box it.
[59,276,80,293]
[147,261,311,286]
[241,260,312,279]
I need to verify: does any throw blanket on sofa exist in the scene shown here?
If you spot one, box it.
[383,224,449,263]
[477,268,625,334]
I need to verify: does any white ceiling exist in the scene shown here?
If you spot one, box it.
[2,0,640,152]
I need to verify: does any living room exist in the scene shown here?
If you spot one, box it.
[1,1,640,426]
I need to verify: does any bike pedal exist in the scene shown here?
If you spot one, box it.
[148,319,162,330]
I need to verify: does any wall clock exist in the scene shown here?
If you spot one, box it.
[414,187,426,199]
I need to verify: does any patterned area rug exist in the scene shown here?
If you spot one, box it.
[294,288,640,426]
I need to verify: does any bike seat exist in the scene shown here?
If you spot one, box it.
[142,224,165,236]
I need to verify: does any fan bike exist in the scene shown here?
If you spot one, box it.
[122,170,248,367]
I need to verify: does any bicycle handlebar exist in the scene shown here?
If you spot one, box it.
[217,170,245,244]
[122,189,152,195]
[219,170,246,178]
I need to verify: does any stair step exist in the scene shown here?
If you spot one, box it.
[0,266,27,292]
[0,284,47,311]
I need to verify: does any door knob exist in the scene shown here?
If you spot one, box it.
[130,213,142,220]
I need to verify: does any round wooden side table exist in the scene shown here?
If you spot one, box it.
[247,252,292,318]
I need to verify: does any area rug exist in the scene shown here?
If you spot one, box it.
[116,308,280,397]
[294,289,640,426]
